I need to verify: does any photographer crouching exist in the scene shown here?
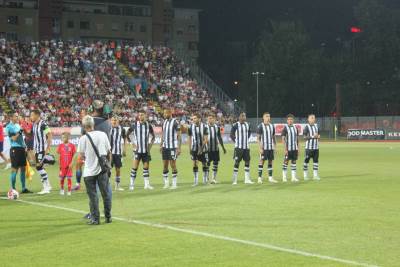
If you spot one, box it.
[78,115,112,225]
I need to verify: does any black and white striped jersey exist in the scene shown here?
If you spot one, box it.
[33,120,49,153]
[281,124,299,151]
[188,123,208,152]
[162,118,180,149]
[257,123,275,150]
[303,124,319,150]
[130,121,154,153]
[231,122,251,149]
[207,124,222,152]
[110,126,126,155]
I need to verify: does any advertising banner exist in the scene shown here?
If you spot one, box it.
[347,129,385,140]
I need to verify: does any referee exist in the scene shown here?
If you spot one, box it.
[5,111,32,193]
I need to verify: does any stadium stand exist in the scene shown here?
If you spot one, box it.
[0,40,233,126]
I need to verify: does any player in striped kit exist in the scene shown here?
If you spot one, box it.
[206,114,226,184]
[110,116,127,191]
[257,112,278,184]
[160,108,181,190]
[230,112,254,185]
[127,111,155,190]
[281,114,299,182]
[188,114,209,186]
[30,110,53,194]
[303,114,320,180]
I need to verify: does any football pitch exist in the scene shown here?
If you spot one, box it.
[0,142,399,267]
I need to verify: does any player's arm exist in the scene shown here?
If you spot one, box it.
[149,125,155,151]
[281,127,288,155]
[203,126,209,145]
[230,123,237,142]
[176,123,182,156]
[122,128,127,157]
[216,127,226,154]
[69,145,77,170]
[273,126,277,145]
[126,127,133,143]
[187,126,192,152]
[256,125,263,154]
[159,128,163,154]
[303,126,311,140]
[43,124,52,154]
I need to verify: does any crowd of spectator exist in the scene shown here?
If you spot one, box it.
[0,39,232,127]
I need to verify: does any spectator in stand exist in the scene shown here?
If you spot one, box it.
[0,40,230,128]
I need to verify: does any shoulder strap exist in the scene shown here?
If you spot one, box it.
[85,133,102,161]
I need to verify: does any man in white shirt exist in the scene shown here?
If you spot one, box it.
[78,115,112,225]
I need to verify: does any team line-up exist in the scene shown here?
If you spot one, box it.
[5,107,320,195]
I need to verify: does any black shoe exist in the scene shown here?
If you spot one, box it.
[87,220,100,225]
[21,188,33,194]
[83,213,91,220]
[105,217,112,224]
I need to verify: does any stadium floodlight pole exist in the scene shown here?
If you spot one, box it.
[252,72,265,123]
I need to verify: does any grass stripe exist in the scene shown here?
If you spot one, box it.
[1,197,379,267]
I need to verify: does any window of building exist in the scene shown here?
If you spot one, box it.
[52,18,60,34]
[188,42,198,51]
[108,5,121,15]
[80,21,90,30]
[7,16,18,25]
[94,9,104,14]
[140,25,147,33]
[25,18,33,26]
[111,22,119,31]
[124,22,135,32]
[176,29,183,35]
[122,6,133,16]
[6,32,18,40]
[67,20,74,29]
[96,23,104,31]
[188,25,197,32]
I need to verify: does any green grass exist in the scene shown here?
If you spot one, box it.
[1,142,399,267]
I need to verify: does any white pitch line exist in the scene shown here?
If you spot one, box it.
[1,197,379,267]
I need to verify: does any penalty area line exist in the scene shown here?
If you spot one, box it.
[1,197,379,267]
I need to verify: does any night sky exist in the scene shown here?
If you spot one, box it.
[174,0,400,98]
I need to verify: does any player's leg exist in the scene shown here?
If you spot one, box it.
[162,148,170,189]
[73,154,83,191]
[313,150,320,180]
[162,159,170,189]
[303,150,311,180]
[267,159,276,183]
[1,141,11,170]
[36,152,50,194]
[202,155,209,185]
[170,159,178,189]
[143,160,153,190]
[59,170,66,195]
[258,155,265,184]
[282,155,289,182]
[244,150,253,184]
[232,148,241,185]
[129,157,139,191]
[192,158,199,186]
[291,157,299,182]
